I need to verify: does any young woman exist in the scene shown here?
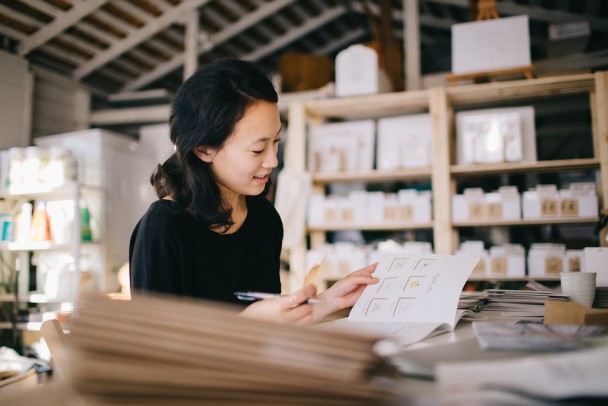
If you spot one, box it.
[129,59,378,324]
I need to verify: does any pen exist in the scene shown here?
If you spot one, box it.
[234,291,321,304]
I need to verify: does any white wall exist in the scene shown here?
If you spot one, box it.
[0,51,32,149]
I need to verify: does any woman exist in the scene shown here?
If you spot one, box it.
[129,58,377,324]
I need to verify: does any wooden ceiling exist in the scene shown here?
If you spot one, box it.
[0,0,607,97]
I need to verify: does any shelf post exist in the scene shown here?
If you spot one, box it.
[430,86,457,254]
[594,71,608,245]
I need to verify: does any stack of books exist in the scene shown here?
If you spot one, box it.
[64,293,397,405]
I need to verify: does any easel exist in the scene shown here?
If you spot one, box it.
[446,0,535,86]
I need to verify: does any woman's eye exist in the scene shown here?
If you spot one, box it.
[253,150,263,154]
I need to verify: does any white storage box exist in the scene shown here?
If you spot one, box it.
[452,188,485,222]
[484,186,521,220]
[558,183,598,218]
[489,245,526,277]
[522,185,560,219]
[564,249,583,273]
[376,114,433,170]
[527,243,566,277]
[456,241,488,276]
[456,106,536,165]
[307,120,375,173]
[335,44,392,97]
[451,15,531,74]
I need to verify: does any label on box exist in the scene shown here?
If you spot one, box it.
[342,209,354,223]
[469,203,484,220]
[486,203,503,219]
[545,258,564,274]
[541,199,558,216]
[384,207,398,221]
[400,206,413,222]
[325,208,337,223]
[491,257,508,274]
[569,257,581,272]
[472,259,486,275]
[561,199,579,216]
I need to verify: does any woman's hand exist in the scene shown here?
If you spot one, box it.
[312,263,379,323]
[239,284,318,324]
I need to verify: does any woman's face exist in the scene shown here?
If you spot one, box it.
[196,101,281,203]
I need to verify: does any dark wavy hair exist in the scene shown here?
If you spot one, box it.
[150,59,278,231]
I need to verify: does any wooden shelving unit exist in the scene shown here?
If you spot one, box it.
[283,72,608,290]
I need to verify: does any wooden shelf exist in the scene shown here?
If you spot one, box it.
[303,89,429,119]
[312,167,432,184]
[450,158,600,177]
[453,217,599,227]
[307,222,434,232]
[446,73,595,105]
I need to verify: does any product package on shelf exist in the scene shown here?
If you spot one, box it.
[335,44,392,97]
[488,245,526,278]
[376,114,433,170]
[456,106,536,165]
[455,241,488,277]
[527,243,566,277]
[522,184,560,219]
[307,120,375,173]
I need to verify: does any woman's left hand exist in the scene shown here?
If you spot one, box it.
[312,263,379,323]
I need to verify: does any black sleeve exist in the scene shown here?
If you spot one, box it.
[129,206,186,295]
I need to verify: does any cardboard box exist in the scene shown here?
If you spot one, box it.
[544,300,608,326]
[279,53,333,93]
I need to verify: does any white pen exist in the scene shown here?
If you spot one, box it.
[234,291,321,304]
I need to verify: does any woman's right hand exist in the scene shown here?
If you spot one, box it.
[238,284,318,324]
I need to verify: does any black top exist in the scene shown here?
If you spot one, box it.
[129,196,283,304]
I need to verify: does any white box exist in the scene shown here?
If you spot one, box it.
[452,188,485,221]
[456,107,536,165]
[484,186,521,220]
[558,183,598,218]
[335,44,392,97]
[583,247,608,287]
[451,15,531,74]
[307,120,375,173]
[522,185,560,219]
[489,245,526,277]
[376,114,433,170]
[527,243,566,277]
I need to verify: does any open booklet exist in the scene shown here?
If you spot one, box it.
[326,253,479,350]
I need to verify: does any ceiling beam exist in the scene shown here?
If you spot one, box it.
[18,0,110,56]
[73,0,212,80]
[427,0,608,31]
[244,5,346,61]
[122,0,296,91]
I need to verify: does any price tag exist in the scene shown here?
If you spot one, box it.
[541,199,558,216]
[545,258,563,274]
[561,199,579,216]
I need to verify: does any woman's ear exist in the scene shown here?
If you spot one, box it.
[193,146,216,163]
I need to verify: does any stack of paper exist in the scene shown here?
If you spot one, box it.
[64,293,397,405]
[483,289,568,317]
